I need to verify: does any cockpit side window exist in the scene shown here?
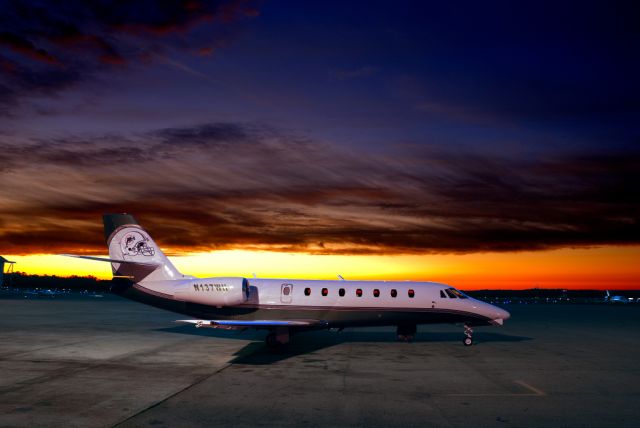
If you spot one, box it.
[440,290,446,298]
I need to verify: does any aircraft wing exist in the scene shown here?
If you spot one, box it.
[60,254,159,267]
[176,319,327,330]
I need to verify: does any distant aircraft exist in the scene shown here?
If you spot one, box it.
[605,290,631,303]
[65,214,510,348]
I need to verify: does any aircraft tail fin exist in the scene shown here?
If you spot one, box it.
[102,214,184,283]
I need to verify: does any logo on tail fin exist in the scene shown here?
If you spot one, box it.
[121,231,155,257]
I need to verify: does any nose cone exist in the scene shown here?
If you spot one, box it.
[489,306,510,325]
[496,307,511,321]
[474,300,510,325]
[468,299,511,325]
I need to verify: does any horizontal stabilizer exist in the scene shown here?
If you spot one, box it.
[60,254,159,267]
[176,319,327,330]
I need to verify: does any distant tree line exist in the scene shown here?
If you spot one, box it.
[466,288,639,299]
[2,272,636,297]
[2,272,112,292]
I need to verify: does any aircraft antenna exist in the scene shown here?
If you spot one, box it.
[337,274,345,281]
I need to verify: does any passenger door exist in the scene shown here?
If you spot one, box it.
[280,283,293,304]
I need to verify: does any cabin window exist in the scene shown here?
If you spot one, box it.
[445,289,457,298]
[373,289,380,297]
[440,290,446,298]
[339,288,345,297]
[283,286,290,296]
[391,289,397,298]
[304,287,311,296]
[408,289,415,298]
[322,288,328,296]
[356,288,363,297]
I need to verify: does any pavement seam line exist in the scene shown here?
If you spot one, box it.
[110,362,234,428]
[513,380,546,396]
[443,380,547,397]
[0,336,208,396]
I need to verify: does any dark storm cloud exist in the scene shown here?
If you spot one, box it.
[0,123,637,255]
[0,0,259,114]
[0,31,59,64]
[398,2,640,123]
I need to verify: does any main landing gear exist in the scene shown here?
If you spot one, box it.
[265,327,290,349]
[397,324,416,342]
[463,324,473,346]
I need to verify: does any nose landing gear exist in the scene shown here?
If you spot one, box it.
[463,324,473,346]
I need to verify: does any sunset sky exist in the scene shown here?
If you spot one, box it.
[1,1,638,289]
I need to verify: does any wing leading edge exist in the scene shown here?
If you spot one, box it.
[60,254,159,267]
[176,319,327,330]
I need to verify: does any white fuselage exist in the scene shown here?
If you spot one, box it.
[142,276,510,327]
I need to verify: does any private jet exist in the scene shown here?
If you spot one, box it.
[605,290,631,303]
[65,214,511,348]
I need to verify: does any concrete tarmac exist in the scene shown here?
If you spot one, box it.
[0,294,639,427]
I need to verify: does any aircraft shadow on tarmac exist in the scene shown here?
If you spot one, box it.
[156,325,532,365]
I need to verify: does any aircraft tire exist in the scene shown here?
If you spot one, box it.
[397,334,415,343]
[266,332,280,348]
[266,332,290,350]
[463,336,473,346]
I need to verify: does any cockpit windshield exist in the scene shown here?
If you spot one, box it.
[447,288,468,299]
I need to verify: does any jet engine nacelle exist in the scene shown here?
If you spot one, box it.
[175,277,249,307]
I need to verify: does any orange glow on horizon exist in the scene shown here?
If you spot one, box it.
[5,245,640,290]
